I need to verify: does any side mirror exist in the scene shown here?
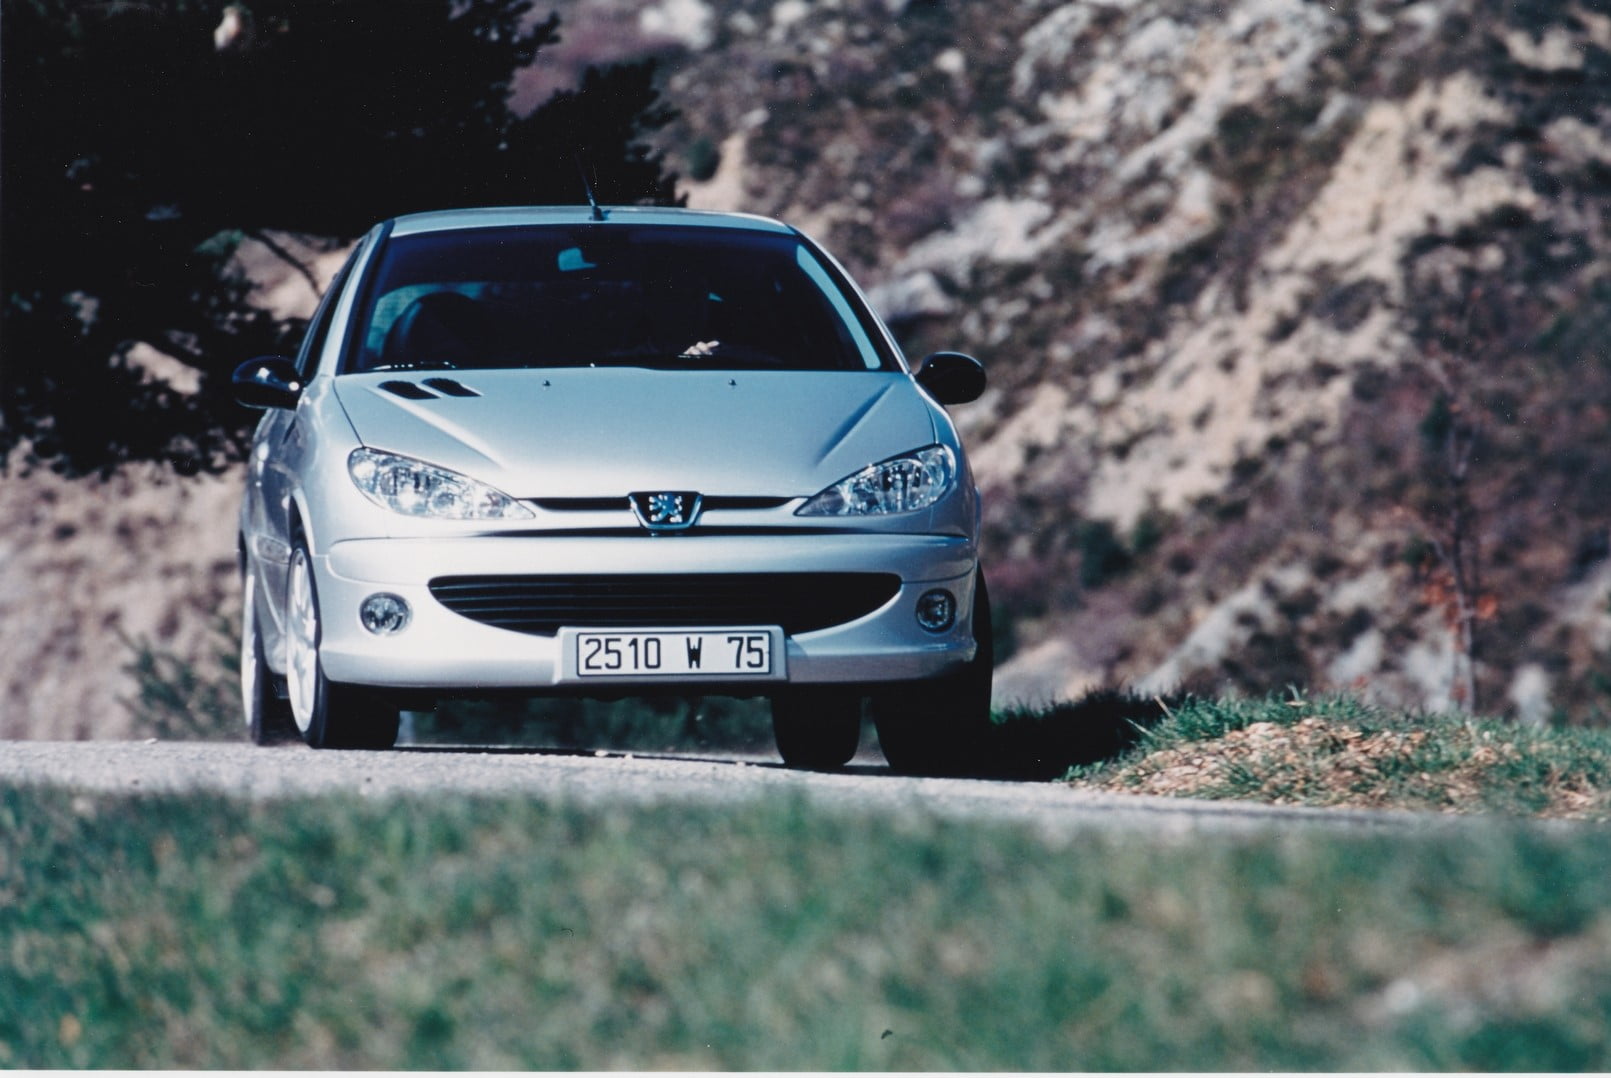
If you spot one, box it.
[232,356,304,410]
[914,351,986,405]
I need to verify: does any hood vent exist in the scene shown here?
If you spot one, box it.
[376,378,482,401]
[422,377,481,398]
[378,380,439,401]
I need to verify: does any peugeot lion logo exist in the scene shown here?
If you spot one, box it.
[630,491,702,532]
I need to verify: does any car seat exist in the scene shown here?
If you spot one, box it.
[380,291,488,369]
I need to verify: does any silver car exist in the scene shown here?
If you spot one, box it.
[233,206,991,771]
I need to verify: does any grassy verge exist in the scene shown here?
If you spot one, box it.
[3,786,1609,1070]
[1059,694,1611,820]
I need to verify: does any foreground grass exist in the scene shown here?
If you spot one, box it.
[1060,694,1611,820]
[3,786,1609,1070]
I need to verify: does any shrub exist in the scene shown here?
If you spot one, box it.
[1077,519,1133,589]
[685,135,722,182]
[121,621,240,741]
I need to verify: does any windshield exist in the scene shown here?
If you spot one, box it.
[344,225,897,374]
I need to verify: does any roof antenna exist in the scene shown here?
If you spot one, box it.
[576,155,606,222]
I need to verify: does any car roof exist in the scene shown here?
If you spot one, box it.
[387,205,797,238]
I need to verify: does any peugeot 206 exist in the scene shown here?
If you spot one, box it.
[233,206,990,771]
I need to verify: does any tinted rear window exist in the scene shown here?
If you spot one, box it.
[344,225,896,374]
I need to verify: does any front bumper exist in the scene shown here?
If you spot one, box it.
[313,532,979,692]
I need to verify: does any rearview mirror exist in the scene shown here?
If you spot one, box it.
[914,352,986,405]
[232,356,304,410]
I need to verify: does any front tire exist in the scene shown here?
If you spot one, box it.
[241,569,297,745]
[871,570,995,776]
[771,689,862,770]
[286,541,400,750]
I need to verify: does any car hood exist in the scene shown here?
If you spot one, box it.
[332,369,940,498]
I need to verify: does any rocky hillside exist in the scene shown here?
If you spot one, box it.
[4,0,1609,736]
[631,0,1611,721]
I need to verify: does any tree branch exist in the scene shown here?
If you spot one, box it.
[245,229,322,297]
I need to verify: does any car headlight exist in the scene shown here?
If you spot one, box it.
[348,448,534,520]
[796,445,956,517]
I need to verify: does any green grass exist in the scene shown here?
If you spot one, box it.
[1064,693,1611,820]
[3,786,1609,1070]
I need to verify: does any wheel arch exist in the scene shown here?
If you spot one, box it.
[287,491,315,551]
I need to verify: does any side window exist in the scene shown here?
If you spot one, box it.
[293,249,359,378]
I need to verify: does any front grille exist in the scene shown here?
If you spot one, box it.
[531,496,793,513]
[428,573,901,636]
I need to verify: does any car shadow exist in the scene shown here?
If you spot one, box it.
[383,688,1173,783]
[962,688,1177,781]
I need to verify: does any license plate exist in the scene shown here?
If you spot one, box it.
[572,630,775,678]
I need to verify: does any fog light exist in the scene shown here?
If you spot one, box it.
[360,593,411,635]
[916,589,956,633]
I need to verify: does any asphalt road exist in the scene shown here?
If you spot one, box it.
[0,738,1468,839]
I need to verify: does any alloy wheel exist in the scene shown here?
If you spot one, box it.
[239,571,262,731]
[286,547,320,734]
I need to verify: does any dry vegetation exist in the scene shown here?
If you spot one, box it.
[1093,717,1607,818]
[1068,694,1611,820]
